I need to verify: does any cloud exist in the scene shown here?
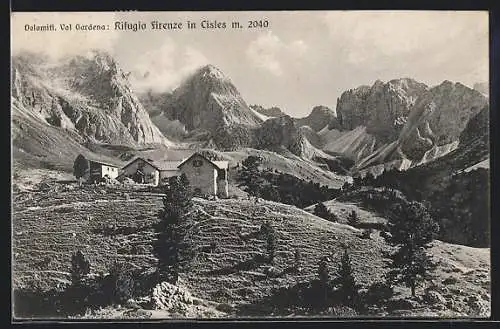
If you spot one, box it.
[322,11,488,65]
[11,12,120,59]
[129,39,210,92]
[246,31,308,76]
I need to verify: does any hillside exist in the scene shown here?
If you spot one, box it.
[12,182,490,318]
[344,105,490,247]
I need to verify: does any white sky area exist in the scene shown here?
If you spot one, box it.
[11,11,488,117]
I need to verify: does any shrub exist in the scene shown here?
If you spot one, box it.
[364,281,394,306]
[313,202,338,222]
[108,262,135,303]
[347,210,360,227]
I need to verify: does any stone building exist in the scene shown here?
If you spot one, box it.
[118,153,229,198]
[177,153,229,198]
[87,159,120,183]
[119,157,179,186]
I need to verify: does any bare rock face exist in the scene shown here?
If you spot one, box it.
[253,115,302,155]
[162,65,262,135]
[11,51,168,146]
[250,105,286,118]
[334,78,488,172]
[296,105,339,132]
[473,82,489,97]
[459,105,489,148]
[399,81,488,161]
[336,78,428,145]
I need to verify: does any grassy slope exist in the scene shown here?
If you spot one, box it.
[12,183,490,318]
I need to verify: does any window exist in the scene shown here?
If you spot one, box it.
[193,159,203,168]
[217,168,226,180]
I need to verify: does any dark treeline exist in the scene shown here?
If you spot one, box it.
[237,156,341,208]
[259,170,341,208]
[347,167,489,247]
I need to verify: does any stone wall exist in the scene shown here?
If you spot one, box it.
[179,154,217,196]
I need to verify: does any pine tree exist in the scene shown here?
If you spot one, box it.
[73,154,89,182]
[385,200,439,296]
[334,249,358,307]
[266,225,276,263]
[239,156,265,198]
[317,256,330,306]
[70,250,90,286]
[153,174,193,283]
[347,210,359,227]
[294,248,301,272]
[314,202,330,219]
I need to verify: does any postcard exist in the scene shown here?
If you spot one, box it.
[11,10,490,320]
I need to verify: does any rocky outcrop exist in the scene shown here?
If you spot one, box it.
[336,78,428,144]
[333,78,488,173]
[473,82,489,97]
[459,105,489,148]
[296,105,339,131]
[399,81,487,161]
[11,51,168,146]
[161,65,262,135]
[250,105,286,118]
[253,115,302,154]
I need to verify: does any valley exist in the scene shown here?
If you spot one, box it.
[10,48,490,320]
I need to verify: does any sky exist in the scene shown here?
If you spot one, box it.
[11,11,489,117]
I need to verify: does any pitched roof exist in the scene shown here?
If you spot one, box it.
[88,159,120,168]
[122,157,182,172]
[212,161,229,170]
[177,152,229,170]
[156,161,182,171]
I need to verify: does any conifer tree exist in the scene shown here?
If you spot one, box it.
[266,225,277,263]
[347,210,359,226]
[334,249,358,307]
[70,250,91,286]
[239,156,265,198]
[153,173,193,283]
[385,200,439,296]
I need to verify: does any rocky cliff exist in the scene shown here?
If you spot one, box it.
[332,78,487,173]
[473,82,489,97]
[161,65,263,137]
[250,105,286,118]
[12,51,168,146]
[399,81,487,161]
[296,105,339,131]
[336,78,428,144]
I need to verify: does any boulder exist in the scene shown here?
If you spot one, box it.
[151,281,194,313]
[424,290,447,305]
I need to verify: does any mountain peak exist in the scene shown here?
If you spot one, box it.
[196,64,227,81]
[160,63,262,135]
[311,105,335,116]
[296,105,338,132]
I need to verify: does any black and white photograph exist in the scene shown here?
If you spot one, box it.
[11,10,490,319]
